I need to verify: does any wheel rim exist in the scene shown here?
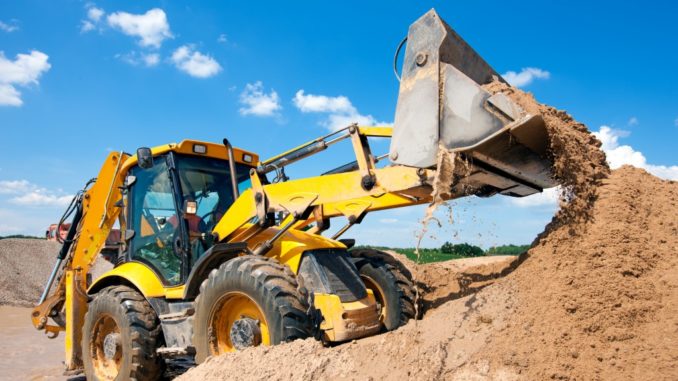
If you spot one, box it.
[90,314,122,380]
[209,292,270,354]
[361,275,389,325]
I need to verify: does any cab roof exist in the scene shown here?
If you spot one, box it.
[121,139,259,173]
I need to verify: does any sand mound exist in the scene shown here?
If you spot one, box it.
[0,239,61,307]
[178,167,678,380]
[474,166,678,380]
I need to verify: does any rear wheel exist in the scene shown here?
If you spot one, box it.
[350,249,416,331]
[192,256,311,363]
[82,285,164,381]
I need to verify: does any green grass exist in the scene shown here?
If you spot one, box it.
[353,246,467,264]
[397,248,467,263]
[353,243,530,264]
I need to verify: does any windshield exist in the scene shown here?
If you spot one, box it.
[175,154,252,259]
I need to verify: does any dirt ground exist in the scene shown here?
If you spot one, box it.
[0,250,516,380]
[0,305,79,381]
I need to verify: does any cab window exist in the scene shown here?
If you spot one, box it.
[174,154,252,262]
[128,158,182,285]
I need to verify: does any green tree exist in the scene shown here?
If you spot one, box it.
[440,242,484,257]
[440,241,455,254]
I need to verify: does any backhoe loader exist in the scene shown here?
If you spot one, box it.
[32,9,557,380]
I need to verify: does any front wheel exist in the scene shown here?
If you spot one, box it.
[350,249,416,331]
[192,256,311,363]
[82,285,165,381]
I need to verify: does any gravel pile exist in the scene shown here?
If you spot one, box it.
[0,239,61,307]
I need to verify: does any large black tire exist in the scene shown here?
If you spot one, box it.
[350,249,416,331]
[192,255,311,363]
[82,285,165,381]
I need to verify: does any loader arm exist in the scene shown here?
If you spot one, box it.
[214,10,559,251]
[31,151,129,370]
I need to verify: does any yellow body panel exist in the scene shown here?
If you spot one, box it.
[214,165,430,242]
[239,225,346,273]
[88,262,167,298]
[356,126,393,137]
[119,139,259,174]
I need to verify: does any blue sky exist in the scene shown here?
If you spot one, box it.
[0,1,676,248]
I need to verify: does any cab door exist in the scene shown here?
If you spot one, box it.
[126,156,187,286]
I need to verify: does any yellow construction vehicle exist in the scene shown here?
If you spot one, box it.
[32,9,557,380]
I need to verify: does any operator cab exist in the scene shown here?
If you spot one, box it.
[123,141,257,285]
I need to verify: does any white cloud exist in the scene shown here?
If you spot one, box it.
[0,84,22,106]
[88,7,105,22]
[502,67,550,88]
[0,50,51,107]
[81,20,96,32]
[293,90,353,113]
[509,186,561,208]
[239,81,282,117]
[0,20,19,33]
[593,126,678,180]
[379,218,399,224]
[0,179,33,194]
[628,116,638,126]
[292,89,388,131]
[171,45,221,78]
[142,53,160,67]
[115,51,159,67]
[217,34,228,43]
[0,179,72,207]
[11,192,72,207]
[324,113,383,132]
[107,8,172,48]
[81,5,105,33]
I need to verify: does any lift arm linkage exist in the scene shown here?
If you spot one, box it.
[31,151,129,370]
[212,126,439,247]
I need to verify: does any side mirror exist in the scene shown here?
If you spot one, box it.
[137,147,153,169]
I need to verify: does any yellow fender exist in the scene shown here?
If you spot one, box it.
[88,262,167,298]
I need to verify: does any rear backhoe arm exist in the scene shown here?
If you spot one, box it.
[32,151,128,370]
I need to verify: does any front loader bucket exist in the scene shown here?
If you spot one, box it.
[390,9,557,196]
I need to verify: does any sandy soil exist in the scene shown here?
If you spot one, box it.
[178,167,678,381]
[0,252,516,380]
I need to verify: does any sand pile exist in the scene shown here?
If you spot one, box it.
[0,239,61,307]
[178,166,678,381]
[473,166,678,380]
